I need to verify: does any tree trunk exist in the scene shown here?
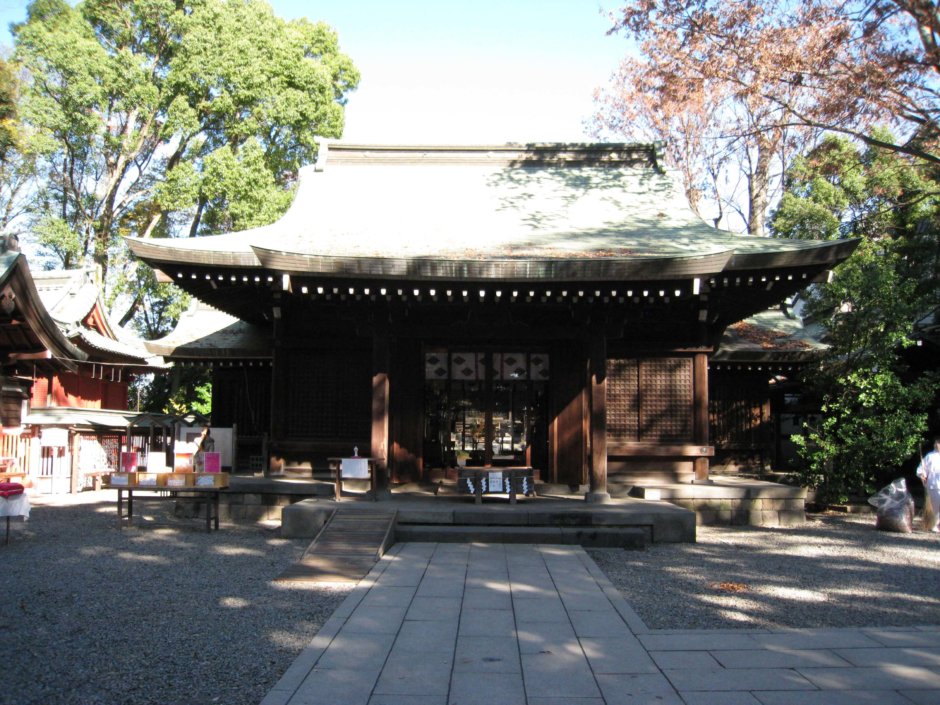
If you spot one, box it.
[747,135,773,237]
[117,292,142,328]
[188,197,206,238]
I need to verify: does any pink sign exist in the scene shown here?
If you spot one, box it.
[203,452,221,473]
[121,452,138,472]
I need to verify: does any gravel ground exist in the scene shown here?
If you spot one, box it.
[2,491,351,705]
[6,494,940,705]
[590,511,940,631]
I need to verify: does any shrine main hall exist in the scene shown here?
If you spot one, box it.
[129,143,856,502]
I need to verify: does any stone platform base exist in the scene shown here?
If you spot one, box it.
[629,477,806,526]
[212,475,806,535]
[280,489,696,544]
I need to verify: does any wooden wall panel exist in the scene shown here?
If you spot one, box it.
[607,357,694,444]
[550,343,586,486]
[607,359,639,441]
[389,339,423,482]
[211,366,271,436]
[640,358,693,442]
[709,373,770,448]
[285,348,371,443]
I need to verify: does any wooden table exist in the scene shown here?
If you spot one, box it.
[111,486,224,531]
[458,467,536,504]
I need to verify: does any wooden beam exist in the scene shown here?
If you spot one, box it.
[607,442,714,457]
[371,327,390,497]
[693,352,710,482]
[587,328,610,503]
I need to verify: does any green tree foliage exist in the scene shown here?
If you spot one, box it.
[0,57,18,162]
[771,136,940,502]
[596,1,940,234]
[130,367,211,415]
[0,56,38,239]
[13,0,358,327]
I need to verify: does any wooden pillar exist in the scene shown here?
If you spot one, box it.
[693,352,710,482]
[586,328,610,503]
[268,310,285,451]
[371,328,391,498]
[69,430,80,494]
[483,351,494,467]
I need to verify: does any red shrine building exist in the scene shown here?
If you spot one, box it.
[129,143,856,500]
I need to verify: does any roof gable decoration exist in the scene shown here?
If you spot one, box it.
[0,251,86,370]
[32,267,164,367]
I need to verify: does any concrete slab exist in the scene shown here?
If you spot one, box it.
[448,672,526,705]
[594,673,686,705]
[580,636,660,674]
[664,666,817,691]
[359,586,418,608]
[834,646,940,667]
[520,650,602,699]
[648,650,722,670]
[864,627,940,647]
[752,628,885,650]
[367,696,444,705]
[404,596,462,622]
[797,664,940,690]
[678,694,763,705]
[753,691,918,705]
[458,608,515,637]
[262,543,940,705]
[453,635,521,673]
[711,648,853,669]
[638,632,765,652]
[569,608,635,637]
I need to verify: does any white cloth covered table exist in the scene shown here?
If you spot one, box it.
[340,458,370,479]
[0,493,29,520]
[1,492,29,544]
[328,457,379,501]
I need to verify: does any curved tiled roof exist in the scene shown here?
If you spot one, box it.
[145,302,270,359]
[32,267,161,366]
[127,143,856,283]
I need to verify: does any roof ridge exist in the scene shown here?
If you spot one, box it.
[323,141,663,169]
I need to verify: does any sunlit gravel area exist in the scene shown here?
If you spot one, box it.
[7,493,940,705]
[590,512,940,630]
[2,491,351,705]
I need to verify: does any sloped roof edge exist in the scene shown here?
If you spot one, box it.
[0,253,87,368]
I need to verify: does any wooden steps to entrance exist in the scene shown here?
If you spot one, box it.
[277,507,397,583]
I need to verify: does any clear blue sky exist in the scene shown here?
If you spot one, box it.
[0,0,626,143]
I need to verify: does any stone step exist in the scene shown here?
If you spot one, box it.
[395,524,646,549]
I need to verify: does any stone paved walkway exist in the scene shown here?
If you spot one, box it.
[260,543,940,705]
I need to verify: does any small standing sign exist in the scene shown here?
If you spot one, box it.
[202,452,221,473]
[174,452,194,472]
[121,452,138,472]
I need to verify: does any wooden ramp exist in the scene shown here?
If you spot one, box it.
[277,507,397,583]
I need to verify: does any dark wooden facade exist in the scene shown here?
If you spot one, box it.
[174,268,846,492]
[131,143,858,497]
